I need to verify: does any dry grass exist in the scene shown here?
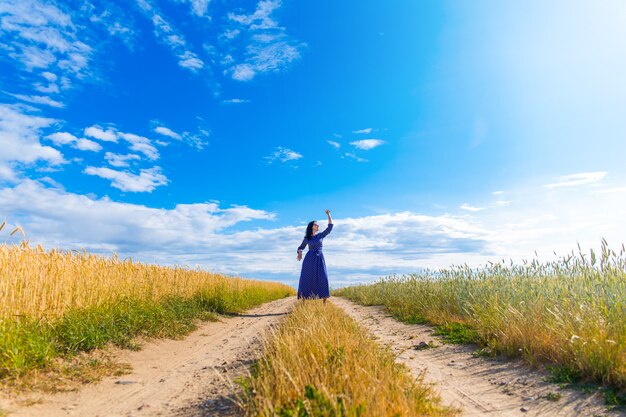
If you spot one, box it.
[245,300,456,417]
[335,241,626,392]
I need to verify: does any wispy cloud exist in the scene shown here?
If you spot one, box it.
[349,139,385,150]
[544,172,607,189]
[226,0,304,81]
[153,122,209,149]
[83,126,159,160]
[84,166,168,192]
[327,140,340,149]
[154,126,182,140]
[136,0,205,72]
[180,0,211,17]
[228,0,281,29]
[265,146,303,163]
[352,128,372,134]
[118,132,159,160]
[344,152,368,163]
[0,0,93,93]
[105,152,141,168]
[221,98,250,104]
[12,94,64,108]
[460,203,485,212]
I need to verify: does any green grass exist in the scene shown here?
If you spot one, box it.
[334,241,626,392]
[433,323,480,345]
[0,286,293,381]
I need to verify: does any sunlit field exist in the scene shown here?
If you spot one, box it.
[244,300,455,417]
[0,240,294,380]
[335,241,626,392]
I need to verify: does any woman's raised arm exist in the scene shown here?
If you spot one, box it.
[320,209,333,238]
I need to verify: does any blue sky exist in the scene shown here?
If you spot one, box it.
[1,0,626,287]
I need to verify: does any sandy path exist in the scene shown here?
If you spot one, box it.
[1,297,296,417]
[332,297,624,417]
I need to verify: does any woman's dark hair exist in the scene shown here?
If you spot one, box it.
[305,221,317,239]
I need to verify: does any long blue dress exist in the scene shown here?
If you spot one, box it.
[297,223,333,299]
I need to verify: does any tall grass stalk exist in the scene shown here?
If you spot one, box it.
[335,241,626,391]
[0,243,294,379]
[245,300,455,417]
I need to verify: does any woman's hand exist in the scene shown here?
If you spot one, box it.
[325,209,331,215]
[325,209,332,224]
[297,252,302,261]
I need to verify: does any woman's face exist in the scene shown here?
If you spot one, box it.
[312,223,319,234]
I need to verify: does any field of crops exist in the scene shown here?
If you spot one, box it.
[244,299,455,417]
[335,241,626,393]
[0,241,294,381]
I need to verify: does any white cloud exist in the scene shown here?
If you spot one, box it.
[45,131,77,145]
[178,50,204,70]
[231,64,256,81]
[154,126,182,140]
[84,126,118,142]
[0,104,65,180]
[228,0,281,29]
[265,147,302,163]
[2,173,626,284]
[137,0,205,73]
[74,138,102,152]
[118,132,159,160]
[226,0,304,81]
[460,203,485,212]
[344,152,368,163]
[0,179,275,254]
[12,94,64,108]
[221,98,250,104]
[327,140,340,149]
[352,128,372,134]
[544,171,607,189]
[180,0,211,17]
[222,29,240,40]
[105,152,141,168]
[349,139,385,150]
[85,3,136,48]
[83,166,168,192]
[0,0,93,91]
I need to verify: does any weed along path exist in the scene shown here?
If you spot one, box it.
[1,297,295,417]
[332,297,625,417]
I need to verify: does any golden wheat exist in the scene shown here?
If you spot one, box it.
[0,243,292,322]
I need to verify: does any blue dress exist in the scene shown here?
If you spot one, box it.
[297,223,333,299]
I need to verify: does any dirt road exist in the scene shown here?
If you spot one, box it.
[0,297,295,417]
[332,297,624,417]
[2,296,623,417]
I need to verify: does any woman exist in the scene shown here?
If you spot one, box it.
[296,209,333,302]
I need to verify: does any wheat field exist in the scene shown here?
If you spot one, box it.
[0,238,294,380]
[335,241,626,395]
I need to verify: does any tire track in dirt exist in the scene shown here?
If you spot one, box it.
[1,297,296,417]
[332,297,624,417]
